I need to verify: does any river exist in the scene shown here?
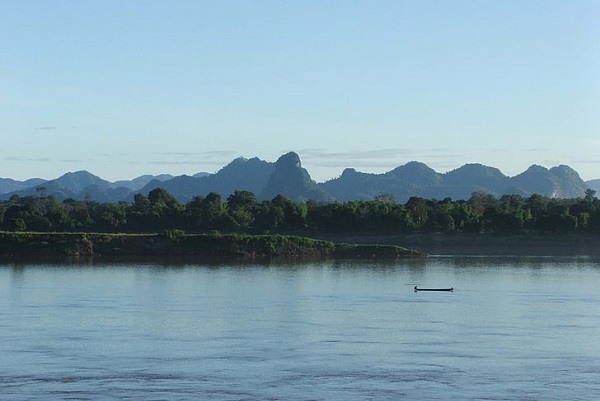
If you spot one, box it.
[1,256,599,400]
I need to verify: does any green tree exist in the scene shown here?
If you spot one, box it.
[132,193,150,213]
[201,192,230,231]
[90,202,127,232]
[373,193,396,204]
[227,191,257,232]
[145,188,185,231]
[406,197,428,228]
[584,188,596,202]
[11,218,26,232]
[227,190,257,211]
[45,202,71,231]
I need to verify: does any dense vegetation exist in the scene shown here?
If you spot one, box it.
[0,188,599,235]
[0,231,423,258]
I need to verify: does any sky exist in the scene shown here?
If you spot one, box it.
[1,1,598,183]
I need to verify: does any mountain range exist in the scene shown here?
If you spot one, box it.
[0,152,595,204]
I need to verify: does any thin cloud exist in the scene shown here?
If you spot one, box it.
[299,148,413,161]
[148,160,211,166]
[60,159,85,163]
[298,148,449,173]
[34,126,57,130]
[3,156,53,163]
[485,147,510,153]
[295,148,485,179]
[121,150,238,160]
[307,159,408,169]
[429,161,465,170]
[122,151,240,173]
[577,159,600,165]
[420,152,463,160]
[298,147,460,168]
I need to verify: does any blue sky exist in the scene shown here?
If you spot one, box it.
[1,1,598,182]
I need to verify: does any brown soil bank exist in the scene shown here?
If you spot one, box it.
[315,233,600,256]
[0,232,424,259]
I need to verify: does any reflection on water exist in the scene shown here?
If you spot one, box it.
[1,256,599,400]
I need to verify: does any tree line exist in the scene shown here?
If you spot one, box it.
[1,188,599,235]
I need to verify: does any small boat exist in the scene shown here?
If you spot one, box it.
[414,286,453,292]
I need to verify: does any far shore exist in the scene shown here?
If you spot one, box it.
[0,232,424,260]
[1,232,598,263]
[314,233,600,256]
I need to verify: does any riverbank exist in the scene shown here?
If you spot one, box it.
[0,232,424,259]
[315,233,600,256]
[2,232,596,260]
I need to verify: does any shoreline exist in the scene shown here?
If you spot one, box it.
[0,232,424,260]
[1,232,598,262]
[314,232,600,256]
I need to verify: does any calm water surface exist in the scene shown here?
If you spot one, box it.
[1,256,599,400]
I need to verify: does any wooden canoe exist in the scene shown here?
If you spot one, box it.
[414,286,453,292]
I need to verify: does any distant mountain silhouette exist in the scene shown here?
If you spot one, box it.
[205,156,274,198]
[509,165,586,198]
[548,165,592,198]
[78,184,136,203]
[261,152,333,202]
[4,180,74,200]
[113,174,174,191]
[0,177,46,195]
[442,164,510,198]
[137,175,204,204]
[322,162,442,201]
[137,157,275,203]
[324,162,511,201]
[0,153,592,203]
[54,171,114,193]
[587,179,600,194]
[5,170,151,200]
[323,162,588,202]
